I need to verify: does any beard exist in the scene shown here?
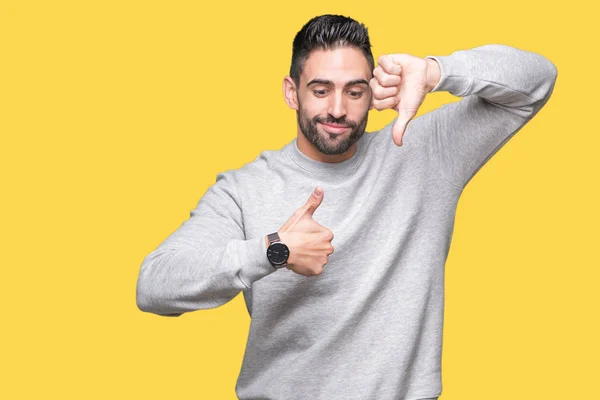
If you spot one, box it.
[296,99,369,156]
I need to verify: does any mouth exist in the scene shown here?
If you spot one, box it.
[320,122,350,134]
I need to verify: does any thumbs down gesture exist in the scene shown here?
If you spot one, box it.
[370,54,440,146]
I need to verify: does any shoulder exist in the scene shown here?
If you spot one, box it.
[218,147,284,189]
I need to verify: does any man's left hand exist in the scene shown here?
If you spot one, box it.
[370,54,440,146]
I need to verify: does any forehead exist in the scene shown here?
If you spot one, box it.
[301,47,371,85]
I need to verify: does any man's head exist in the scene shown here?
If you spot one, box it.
[283,15,375,158]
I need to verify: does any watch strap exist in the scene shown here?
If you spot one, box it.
[267,232,281,244]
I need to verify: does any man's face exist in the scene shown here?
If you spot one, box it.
[295,47,372,156]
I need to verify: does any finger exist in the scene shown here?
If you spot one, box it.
[373,65,401,87]
[303,219,328,234]
[392,107,418,147]
[377,54,402,76]
[372,95,400,111]
[298,186,324,218]
[370,78,399,100]
[392,117,407,147]
[280,187,323,232]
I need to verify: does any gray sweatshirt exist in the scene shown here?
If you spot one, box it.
[136,44,557,400]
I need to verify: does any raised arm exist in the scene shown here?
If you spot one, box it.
[136,171,275,316]
[420,44,558,189]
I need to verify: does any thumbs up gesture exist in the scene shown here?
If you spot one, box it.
[370,54,439,146]
[276,187,335,277]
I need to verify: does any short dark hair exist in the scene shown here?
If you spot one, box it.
[289,14,375,87]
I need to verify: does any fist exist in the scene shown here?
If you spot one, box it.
[276,186,335,277]
[370,54,433,146]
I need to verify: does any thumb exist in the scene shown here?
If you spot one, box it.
[392,114,408,147]
[300,186,324,218]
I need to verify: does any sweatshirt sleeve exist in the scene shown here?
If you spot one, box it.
[136,171,276,316]
[417,44,558,190]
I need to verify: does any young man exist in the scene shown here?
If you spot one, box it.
[136,14,557,400]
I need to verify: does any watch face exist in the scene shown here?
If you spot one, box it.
[267,242,289,265]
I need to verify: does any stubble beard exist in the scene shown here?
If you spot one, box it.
[296,99,369,156]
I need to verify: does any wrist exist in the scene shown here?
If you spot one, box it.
[425,57,441,92]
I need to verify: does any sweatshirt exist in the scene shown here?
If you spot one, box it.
[136,44,557,400]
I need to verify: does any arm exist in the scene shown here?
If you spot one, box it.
[418,44,558,189]
[136,171,275,316]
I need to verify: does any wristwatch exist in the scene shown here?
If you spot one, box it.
[266,232,290,269]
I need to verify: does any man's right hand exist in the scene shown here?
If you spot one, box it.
[267,186,335,277]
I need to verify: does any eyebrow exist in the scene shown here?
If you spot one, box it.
[306,78,369,88]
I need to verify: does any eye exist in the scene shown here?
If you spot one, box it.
[313,90,363,98]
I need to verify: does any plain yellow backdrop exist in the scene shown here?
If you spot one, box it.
[1,0,598,399]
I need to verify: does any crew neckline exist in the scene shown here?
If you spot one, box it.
[284,133,370,178]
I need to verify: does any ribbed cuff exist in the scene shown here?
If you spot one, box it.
[234,235,276,288]
[425,54,472,96]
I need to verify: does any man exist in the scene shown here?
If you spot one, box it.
[136,14,557,400]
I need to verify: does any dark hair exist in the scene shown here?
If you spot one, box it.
[289,14,374,87]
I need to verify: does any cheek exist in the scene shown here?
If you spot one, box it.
[349,102,370,118]
[303,103,326,119]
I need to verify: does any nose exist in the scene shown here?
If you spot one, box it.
[327,90,347,119]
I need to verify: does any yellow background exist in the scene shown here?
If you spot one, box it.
[1,0,597,399]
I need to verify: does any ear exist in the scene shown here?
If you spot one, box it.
[282,76,299,110]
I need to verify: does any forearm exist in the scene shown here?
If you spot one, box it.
[416,44,558,189]
[135,170,279,316]
[425,57,441,93]
[424,44,557,117]
[136,235,273,316]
